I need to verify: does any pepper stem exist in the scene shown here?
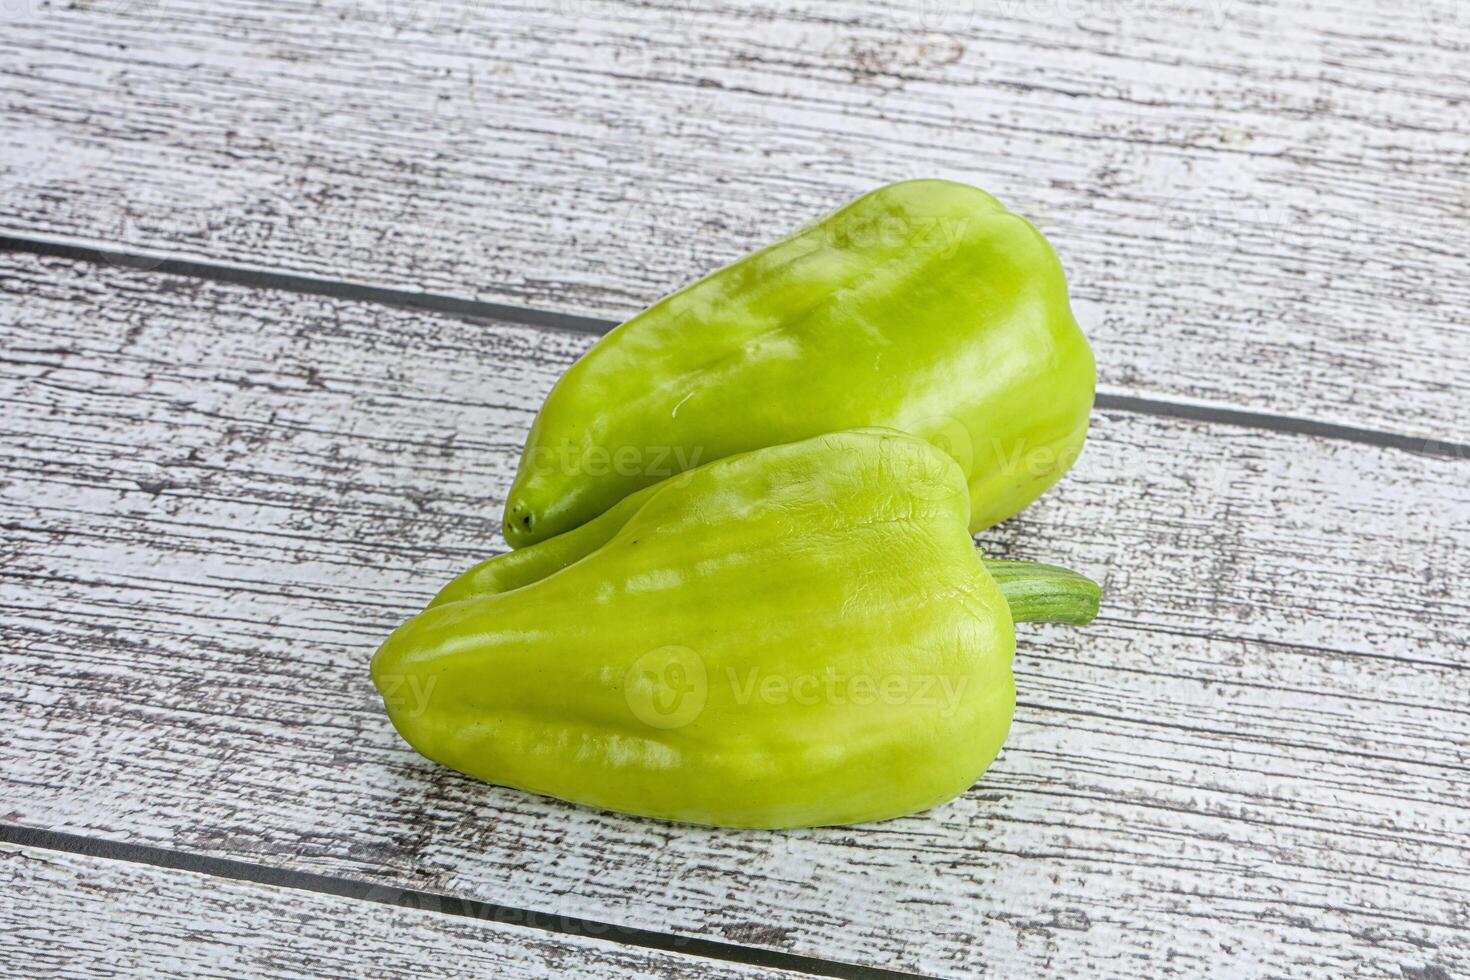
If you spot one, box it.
[980,558,1101,626]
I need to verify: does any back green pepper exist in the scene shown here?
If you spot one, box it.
[503,179,1095,548]
[375,429,1099,828]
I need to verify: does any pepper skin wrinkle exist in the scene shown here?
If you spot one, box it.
[503,179,1096,548]
[374,430,1100,829]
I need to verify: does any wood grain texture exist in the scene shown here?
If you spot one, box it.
[0,844,798,979]
[2,252,1466,978]
[1,0,1467,439]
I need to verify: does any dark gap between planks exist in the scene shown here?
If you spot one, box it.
[0,825,931,980]
[2,233,1466,463]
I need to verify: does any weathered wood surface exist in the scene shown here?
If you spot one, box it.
[0,843,798,979]
[2,252,1466,977]
[2,0,1468,439]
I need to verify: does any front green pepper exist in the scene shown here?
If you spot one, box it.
[503,178,1095,548]
[375,429,1099,829]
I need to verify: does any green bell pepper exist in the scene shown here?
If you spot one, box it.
[503,178,1095,549]
[374,430,1099,828]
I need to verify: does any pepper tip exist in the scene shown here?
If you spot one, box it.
[503,498,536,548]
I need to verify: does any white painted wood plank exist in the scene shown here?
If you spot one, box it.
[0,843,797,979]
[1,0,1467,438]
[1,253,1466,977]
